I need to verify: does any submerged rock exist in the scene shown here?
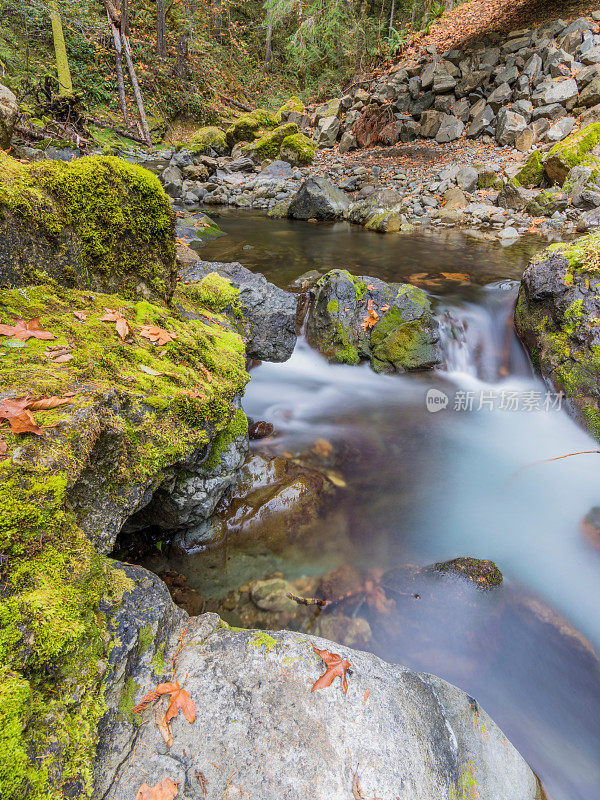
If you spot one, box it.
[173,452,335,550]
[515,233,600,438]
[100,610,544,800]
[430,557,503,589]
[306,269,441,372]
[181,260,298,362]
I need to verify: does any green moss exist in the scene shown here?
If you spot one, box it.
[277,96,304,119]
[190,126,227,154]
[449,762,479,800]
[185,272,241,314]
[226,109,279,147]
[433,557,503,589]
[202,407,248,471]
[137,625,153,657]
[524,188,566,217]
[248,630,277,653]
[243,123,299,161]
[279,133,315,166]
[151,642,166,676]
[0,277,250,797]
[515,150,543,188]
[327,300,339,313]
[545,123,600,185]
[118,677,139,724]
[318,270,367,300]
[561,231,600,274]
[0,152,175,302]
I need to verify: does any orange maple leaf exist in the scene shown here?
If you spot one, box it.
[100,309,130,340]
[133,680,195,723]
[0,317,55,341]
[311,645,351,696]
[134,778,178,800]
[140,324,178,346]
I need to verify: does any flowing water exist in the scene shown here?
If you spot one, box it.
[148,213,600,800]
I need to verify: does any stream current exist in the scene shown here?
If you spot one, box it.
[146,212,600,800]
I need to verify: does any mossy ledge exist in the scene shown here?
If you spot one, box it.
[0,152,176,302]
[0,274,249,798]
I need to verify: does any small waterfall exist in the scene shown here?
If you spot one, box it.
[437,281,532,383]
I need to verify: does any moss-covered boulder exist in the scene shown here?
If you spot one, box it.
[0,273,249,797]
[279,132,315,166]
[225,109,279,147]
[515,233,600,438]
[430,557,503,589]
[306,269,440,371]
[515,150,543,188]
[190,125,228,155]
[242,122,299,161]
[347,188,414,233]
[543,123,600,186]
[277,95,304,120]
[524,187,568,217]
[0,153,176,302]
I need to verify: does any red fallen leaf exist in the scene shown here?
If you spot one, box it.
[25,396,72,411]
[380,304,390,312]
[100,309,130,340]
[134,778,178,800]
[361,298,379,331]
[199,364,212,383]
[73,310,87,322]
[0,317,55,341]
[366,284,375,291]
[133,680,195,723]
[164,681,196,724]
[311,644,351,696]
[0,398,44,436]
[140,324,178,346]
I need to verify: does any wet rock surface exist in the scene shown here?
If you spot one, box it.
[306,269,441,372]
[182,259,298,362]
[515,233,600,437]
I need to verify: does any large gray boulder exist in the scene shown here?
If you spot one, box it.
[496,108,527,146]
[99,610,545,800]
[316,114,340,148]
[181,260,298,362]
[306,269,440,372]
[347,188,412,233]
[0,84,17,149]
[288,176,350,220]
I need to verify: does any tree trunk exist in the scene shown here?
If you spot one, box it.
[410,0,417,28]
[104,5,129,123]
[156,0,167,56]
[121,33,152,145]
[445,0,453,11]
[174,33,189,79]
[49,2,73,95]
[423,0,433,27]
[121,0,130,35]
[388,0,396,36]
[211,0,222,41]
[265,19,273,66]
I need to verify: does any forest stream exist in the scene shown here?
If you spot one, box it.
[122,213,600,800]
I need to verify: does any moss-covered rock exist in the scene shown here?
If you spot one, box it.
[277,96,304,120]
[0,152,176,302]
[544,123,600,186]
[306,269,440,371]
[0,274,249,798]
[347,189,412,233]
[515,150,544,188]
[515,233,600,439]
[190,126,228,155]
[524,187,568,217]
[279,133,315,166]
[430,557,503,589]
[225,109,279,147]
[242,123,299,161]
